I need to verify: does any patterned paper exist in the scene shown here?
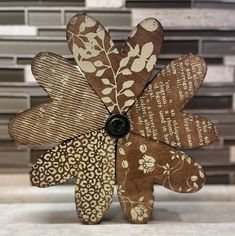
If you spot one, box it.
[66,14,163,114]
[30,129,115,224]
[128,54,217,148]
[9,13,218,224]
[9,52,109,145]
[116,133,205,223]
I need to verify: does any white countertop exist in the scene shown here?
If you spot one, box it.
[1,185,235,236]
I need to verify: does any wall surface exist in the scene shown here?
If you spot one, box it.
[0,0,235,185]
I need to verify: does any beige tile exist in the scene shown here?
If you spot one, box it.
[132,9,235,29]
[86,0,125,8]
[204,66,234,84]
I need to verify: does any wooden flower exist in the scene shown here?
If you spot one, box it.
[9,13,218,224]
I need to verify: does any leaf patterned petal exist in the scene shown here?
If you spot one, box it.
[67,14,163,114]
[66,14,121,113]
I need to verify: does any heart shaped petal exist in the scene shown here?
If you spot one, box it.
[128,54,218,148]
[67,14,163,114]
[30,129,116,224]
[116,133,205,223]
[9,52,109,145]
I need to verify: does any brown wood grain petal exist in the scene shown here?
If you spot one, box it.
[66,14,163,114]
[9,52,109,145]
[128,54,218,148]
[30,129,116,224]
[116,133,205,224]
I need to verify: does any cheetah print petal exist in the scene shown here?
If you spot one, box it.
[30,129,116,224]
[9,52,109,145]
[67,14,163,114]
[128,54,218,148]
[30,138,80,187]
[116,133,205,224]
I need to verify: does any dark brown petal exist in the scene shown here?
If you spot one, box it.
[128,54,218,148]
[67,14,163,114]
[116,133,205,223]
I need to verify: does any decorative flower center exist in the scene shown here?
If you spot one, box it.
[105,114,130,138]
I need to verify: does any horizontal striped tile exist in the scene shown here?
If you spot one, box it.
[28,10,62,26]
[204,66,234,84]
[0,26,37,36]
[0,95,30,113]
[65,10,131,26]
[132,9,235,29]
[224,56,235,66]
[86,0,125,8]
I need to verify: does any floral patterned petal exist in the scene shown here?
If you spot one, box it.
[116,132,205,223]
[9,52,109,145]
[128,54,218,148]
[67,14,163,114]
[31,129,116,224]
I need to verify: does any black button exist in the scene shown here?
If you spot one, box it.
[105,114,130,138]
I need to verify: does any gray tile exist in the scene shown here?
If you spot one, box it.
[194,0,235,9]
[31,149,47,164]
[185,95,232,110]
[0,68,24,83]
[0,57,15,66]
[28,10,62,26]
[127,0,191,8]
[30,96,51,108]
[38,28,66,37]
[0,150,30,166]
[65,10,131,27]
[0,10,25,25]
[0,95,30,113]
[0,0,84,7]
[0,124,10,140]
[217,124,235,138]
[202,40,235,55]
[0,86,46,96]
[132,9,235,29]
[197,85,235,96]
[161,39,198,54]
[206,173,230,184]
[187,148,229,165]
[196,112,235,124]
[0,39,70,56]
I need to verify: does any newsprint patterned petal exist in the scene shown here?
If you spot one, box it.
[128,54,218,148]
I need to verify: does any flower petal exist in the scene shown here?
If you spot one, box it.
[74,129,116,224]
[67,15,163,114]
[30,140,78,188]
[31,129,116,224]
[9,52,109,145]
[128,54,218,148]
[116,133,205,223]
[66,14,120,113]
